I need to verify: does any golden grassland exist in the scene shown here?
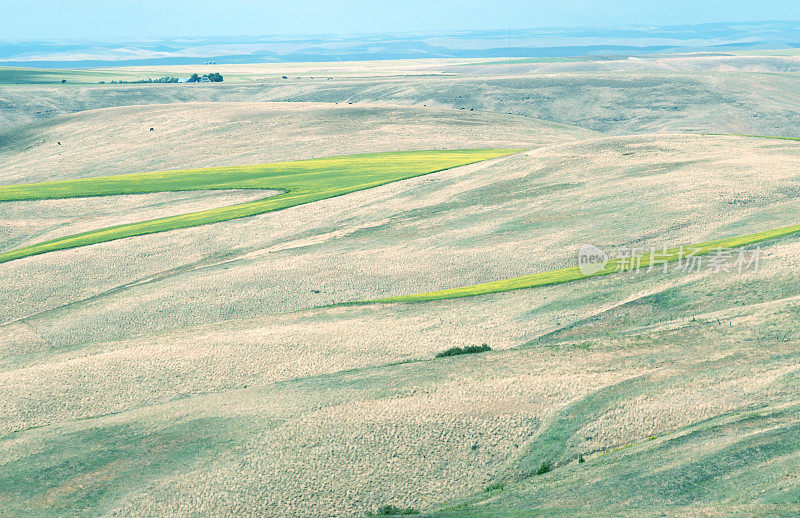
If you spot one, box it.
[4,59,800,516]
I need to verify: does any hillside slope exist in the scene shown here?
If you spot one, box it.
[3,60,800,516]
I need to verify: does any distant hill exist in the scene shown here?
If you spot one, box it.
[2,21,800,67]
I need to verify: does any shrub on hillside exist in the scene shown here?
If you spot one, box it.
[535,461,552,475]
[367,504,420,516]
[435,343,491,358]
[484,481,504,492]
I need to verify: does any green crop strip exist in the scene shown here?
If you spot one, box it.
[369,223,800,303]
[0,149,519,264]
[364,134,800,303]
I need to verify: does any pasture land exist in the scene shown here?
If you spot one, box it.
[4,55,800,517]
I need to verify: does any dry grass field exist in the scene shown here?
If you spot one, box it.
[2,54,800,516]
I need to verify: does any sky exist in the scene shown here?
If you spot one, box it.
[4,0,800,40]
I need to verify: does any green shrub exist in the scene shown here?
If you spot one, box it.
[535,461,552,475]
[484,481,504,492]
[368,504,420,516]
[435,343,491,358]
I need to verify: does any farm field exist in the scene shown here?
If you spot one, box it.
[2,51,800,517]
[0,149,516,263]
[0,59,488,85]
[0,67,155,85]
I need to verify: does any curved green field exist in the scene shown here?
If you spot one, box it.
[0,149,519,264]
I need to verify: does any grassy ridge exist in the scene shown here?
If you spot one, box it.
[367,133,800,303]
[370,222,800,303]
[0,149,518,264]
[701,133,800,141]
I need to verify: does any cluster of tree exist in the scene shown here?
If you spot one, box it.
[100,77,180,84]
[186,72,224,82]
[98,73,223,85]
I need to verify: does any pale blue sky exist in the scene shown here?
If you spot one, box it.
[4,0,800,40]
